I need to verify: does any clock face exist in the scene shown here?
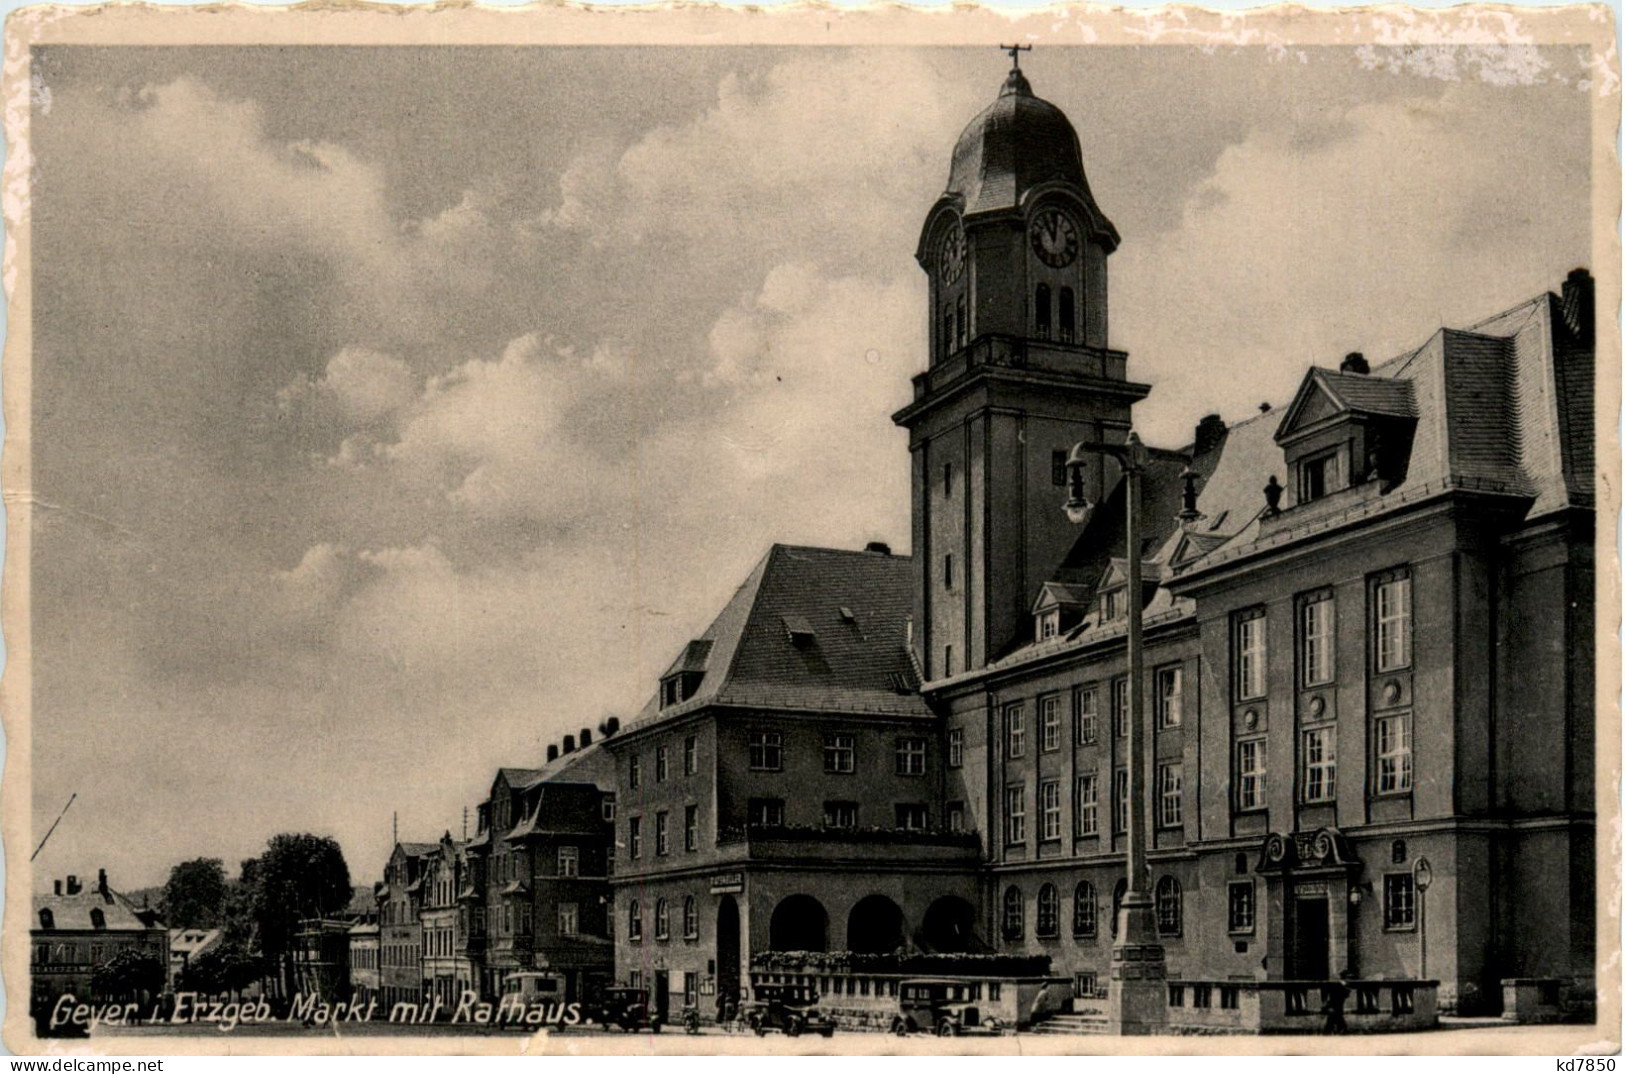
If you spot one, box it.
[938,222,966,285]
[1030,209,1080,268]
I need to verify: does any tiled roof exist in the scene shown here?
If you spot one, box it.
[397,842,439,858]
[34,885,159,932]
[1314,368,1418,418]
[496,769,543,790]
[625,545,930,733]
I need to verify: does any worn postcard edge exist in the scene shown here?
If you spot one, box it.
[0,1,1616,1055]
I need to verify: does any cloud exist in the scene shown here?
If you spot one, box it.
[279,347,418,427]
[1112,85,1590,447]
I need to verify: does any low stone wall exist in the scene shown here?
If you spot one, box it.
[1166,979,1438,1035]
[747,971,1072,1030]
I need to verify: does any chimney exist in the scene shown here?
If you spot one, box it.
[579,728,592,748]
[97,869,108,896]
[562,734,576,754]
[863,541,892,555]
[53,879,62,896]
[1340,352,1369,375]
[1562,267,1594,344]
[1258,402,1272,414]
[547,744,559,762]
[1193,414,1226,456]
[605,716,620,737]
[66,875,80,896]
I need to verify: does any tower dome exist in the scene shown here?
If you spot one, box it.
[947,66,1086,217]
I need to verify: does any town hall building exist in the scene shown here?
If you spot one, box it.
[604,56,1597,1027]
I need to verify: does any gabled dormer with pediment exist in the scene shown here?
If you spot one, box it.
[1274,353,1418,508]
[1031,581,1090,641]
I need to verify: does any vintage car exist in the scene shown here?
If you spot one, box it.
[742,983,837,1038]
[891,978,1003,1037]
[585,986,663,1032]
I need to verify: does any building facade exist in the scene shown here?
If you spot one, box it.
[464,740,616,1004]
[604,544,984,1023]
[898,61,1595,1018]
[419,833,471,1008]
[30,870,169,1016]
[378,841,437,1010]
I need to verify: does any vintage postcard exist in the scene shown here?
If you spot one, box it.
[0,1,1617,1057]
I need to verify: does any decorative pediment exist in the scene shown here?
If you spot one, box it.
[1031,581,1091,615]
[1256,827,1359,874]
[1276,371,1349,444]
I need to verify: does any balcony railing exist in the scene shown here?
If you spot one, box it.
[716,823,980,849]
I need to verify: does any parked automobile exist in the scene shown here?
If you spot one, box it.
[742,984,836,1038]
[586,987,663,1032]
[891,978,1003,1037]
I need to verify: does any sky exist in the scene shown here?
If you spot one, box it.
[25,43,1595,888]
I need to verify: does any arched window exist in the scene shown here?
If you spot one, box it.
[1035,284,1052,338]
[1059,287,1077,343]
[1156,876,1183,937]
[1110,879,1127,938]
[1073,881,1097,938]
[628,899,643,942]
[655,898,671,940]
[1002,886,1025,940]
[38,909,53,930]
[683,896,698,939]
[89,908,106,930]
[1036,884,1060,937]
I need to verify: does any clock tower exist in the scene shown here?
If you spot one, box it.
[894,56,1150,678]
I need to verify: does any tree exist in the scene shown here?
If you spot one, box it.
[182,939,265,998]
[159,857,228,929]
[248,834,351,996]
[92,949,166,1003]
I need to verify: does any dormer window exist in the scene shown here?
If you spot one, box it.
[1099,586,1126,623]
[38,909,53,929]
[1037,610,1060,640]
[660,677,681,709]
[1299,449,1341,503]
[90,908,106,930]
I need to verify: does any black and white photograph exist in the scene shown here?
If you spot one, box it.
[2,4,1616,1055]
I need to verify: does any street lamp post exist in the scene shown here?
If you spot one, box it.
[1413,857,1432,981]
[1064,432,1167,1036]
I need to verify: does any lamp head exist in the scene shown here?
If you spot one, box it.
[1063,441,1093,523]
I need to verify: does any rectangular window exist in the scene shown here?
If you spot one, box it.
[944,554,954,590]
[558,903,579,937]
[1158,762,1184,827]
[1301,592,1335,686]
[896,803,929,830]
[749,798,785,827]
[948,727,964,768]
[947,802,965,832]
[1384,873,1417,929]
[655,811,669,856]
[656,745,669,782]
[520,904,532,935]
[1156,665,1183,729]
[1376,713,1413,793]
[1237,739,1266,811]
[943,462,953,496]
[684,971,699,997]
[1040,780,1062,840]
[824,733,855,774]
[955,296,967,347]
[943,644,954,677]
[748,730,783,771]
[1302,726,1337,803]
[661,678,680,708]
[1052,449,1069,488]
[1075,686,1098,744]
[1101,588,1126,622]
[1301,450,1340,502]
[629,754,641,789]
[1038,610,1060,639]
[1111,678,1129,738]
[1040,695,1062,751]
[1112,768,1129,833]
[895,737,927,776]
[824,801,858,828]
[1075,774,1099,836]
[1236,609,1267,699]
[602,794,616,823]
[628,816,642,859]
[558,845,579,877]
[1376,573,1413,672]
[684,804,698,852]
[1228,882,1255,933]
[1005,702,1026,758]
[1004,786,1027,845]
[684,735,698,776]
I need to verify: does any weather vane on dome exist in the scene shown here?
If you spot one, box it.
[999,43,1033,69]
